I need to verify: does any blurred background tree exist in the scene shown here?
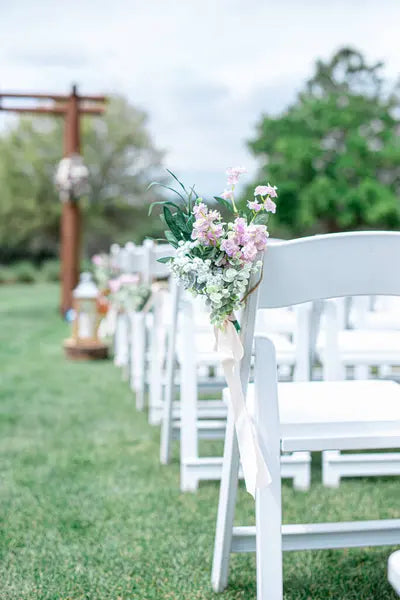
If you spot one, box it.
[247,47,400,237]
[0,96,164,264]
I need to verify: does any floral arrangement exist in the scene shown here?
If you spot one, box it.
[91,253,115,291]
[109,274,151,313]
[150,168,277,328]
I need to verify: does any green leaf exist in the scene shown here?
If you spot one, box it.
[163,206,184,240]
[253,213,270,225]
[175,211,192,239]
[164,230,178,248]
[214,196,234,212]
[157,256,173,263]
[148,181,186,202]
[166,169,188,195]
[148,200,183,216]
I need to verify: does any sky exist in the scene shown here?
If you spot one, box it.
[1,0,400,196]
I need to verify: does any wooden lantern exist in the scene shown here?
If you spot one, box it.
[64,272,108,360]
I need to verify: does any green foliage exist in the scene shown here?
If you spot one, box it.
[10,261,38,283]
[40,259,60,282]
[0,265,17,284]
[0,96,165,262]
[247,47,400,235]
[150,171,198,253]
[0,283,397,598]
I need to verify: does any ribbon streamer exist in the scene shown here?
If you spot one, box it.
[215,319,271,497]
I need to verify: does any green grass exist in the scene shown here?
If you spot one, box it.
[0,284,398,599]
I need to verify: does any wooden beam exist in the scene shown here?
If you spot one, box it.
[0,92,106,102]
[0,106,67,115]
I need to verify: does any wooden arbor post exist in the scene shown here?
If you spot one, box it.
[0,85,107,314]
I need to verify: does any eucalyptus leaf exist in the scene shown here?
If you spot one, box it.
[157,256,173,264]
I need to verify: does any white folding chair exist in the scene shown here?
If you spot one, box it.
[111,243,147,384]
[212,232,400,599]
[125,241,171,417]
[110,240,171,413]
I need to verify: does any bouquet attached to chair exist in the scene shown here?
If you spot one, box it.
[151,168,278,496]
[108,274,152,314]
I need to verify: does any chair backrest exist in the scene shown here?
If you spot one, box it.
[111,240,172,283]
[259,232,400,309]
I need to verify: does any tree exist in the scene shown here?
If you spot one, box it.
[247,48,400,236]
[0,96,164,263]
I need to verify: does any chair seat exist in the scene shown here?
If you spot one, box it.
[389,550,400,595]
[224,380,400,452]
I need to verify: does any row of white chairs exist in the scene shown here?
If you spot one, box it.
[104,234,400,598]
[107,239,400,492]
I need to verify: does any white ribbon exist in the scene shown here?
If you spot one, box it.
[215,319,271,497]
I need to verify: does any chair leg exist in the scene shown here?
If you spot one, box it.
[292,454,311,491]
[322,450,341,487]
[133,313,146,411]
[354,364,369,380]
[211,410,240,592]
[256,478,283,600]
[160,285,179,465]
[254,336,283,599]
[180,316,199,491]
[160,336,176,464]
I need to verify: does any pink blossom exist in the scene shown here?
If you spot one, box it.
[192,203,223,246]
[109,278,121,294]
[241,242,258,263]
[221,189,234,200]
[247,200,262,212]
[221,237,240,258]
[193,202,208,217]
[247,224,269,251]
[226,166,247,186]
[233,217,246,235]
[92,254,103,266]
[264,197,277,214]
[254,183,278,198]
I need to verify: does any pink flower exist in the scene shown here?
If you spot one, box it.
[221,189,234,200]
[226,166,247,186]
[241,242,258,263]
[193,202,208,217]
[254,183,278,198]
[92,254,103,266]
[192,203,223,246]
[221,237,240,258]
[264,197,277,213]
[247,224,269,251]
[247,200,262,212]
[233,217,248,245]
[109,278,121,294]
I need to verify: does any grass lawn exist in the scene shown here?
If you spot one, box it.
[0,283,398,599]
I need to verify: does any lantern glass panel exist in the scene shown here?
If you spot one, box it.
[75,298,97,341]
